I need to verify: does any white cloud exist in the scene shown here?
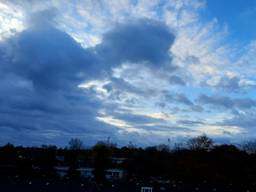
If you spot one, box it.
[141,112,177,121]
[197,125,245,136]
[96,115,143,133]
[0,2,25,40]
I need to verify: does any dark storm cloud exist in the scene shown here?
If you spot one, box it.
[96,19,175,68]
[0,15,104,145]
[0,13,176,145]
[1,26,98,91]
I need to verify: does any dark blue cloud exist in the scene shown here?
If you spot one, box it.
[1,26,98,91]
[0,15,176,146]
[204,75,256,92]
[96,19,175,68]
[221,110,256,130]
[164,93,194,106]
[197,94,256,110]
[177,120,205,126]
[213,76,241,91]
[0,22,106,146]
[168,75,186,85]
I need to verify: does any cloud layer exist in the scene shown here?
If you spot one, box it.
[0,8,177,146]
[0,0,256,146]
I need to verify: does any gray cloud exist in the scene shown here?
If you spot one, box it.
[221,110,256,129]
[197,94,256,110]
[0,11,176,146]
[0,12,109,143]
[177,120,205,126]
[0,15,104,145]
[96,19,175,68]
[1,27,99,91]
[165,93,194,106]
[168,75,186,85]
[206,75,256,92]
[215,76,241,91]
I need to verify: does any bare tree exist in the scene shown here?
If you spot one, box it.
[242,140,256,154]
[172,142,186,151]
[68,138,83,150]
[187,134,213,151]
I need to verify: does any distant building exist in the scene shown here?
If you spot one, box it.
[78,167,94,178]
[105,168,126,180]
[55,155,65,162]
[54,166,69,177]
[111,157,127,165]
[54,155,127,180]
[54,166,126,180]
[141,187,153,192]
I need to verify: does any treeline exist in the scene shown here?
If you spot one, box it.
[1,135,256,184]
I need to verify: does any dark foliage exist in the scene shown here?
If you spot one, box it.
[1,136,256,191]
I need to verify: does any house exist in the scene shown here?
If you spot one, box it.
[111,157,127,165]
[141,187,153,192]
[54,166,69,177]
[105,168,126,180]
[55,155,65,162]
[78,167,94,178]
[55,166,95,179]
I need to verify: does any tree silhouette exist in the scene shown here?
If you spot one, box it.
[68,138,83,150]
[242,140,256,154]
[187,134,213,151]
[92,142,112,182]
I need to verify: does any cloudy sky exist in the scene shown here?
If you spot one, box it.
[0,0,256,146]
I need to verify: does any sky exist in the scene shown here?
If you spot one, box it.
[0,0,256,147]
